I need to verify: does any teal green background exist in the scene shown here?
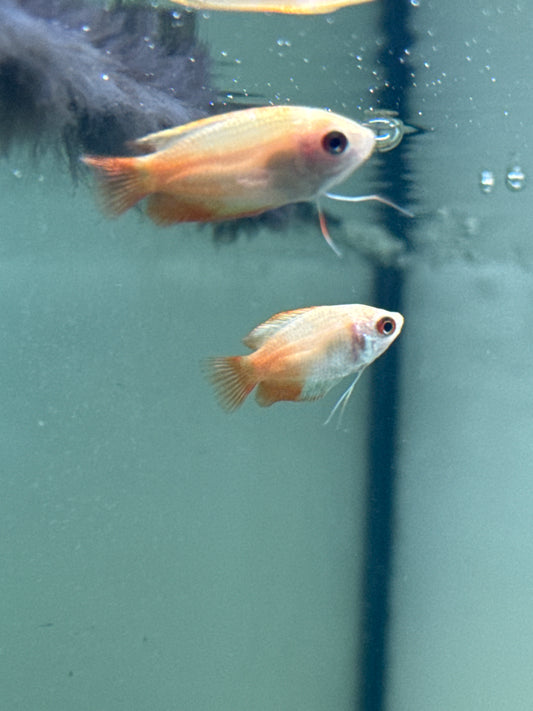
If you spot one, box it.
[3,1,533,710]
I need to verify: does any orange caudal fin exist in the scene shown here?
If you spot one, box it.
[205,356,257,412]
[81,155,149,216]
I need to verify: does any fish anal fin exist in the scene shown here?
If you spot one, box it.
[146,193,219,225]
[255,380,303,407]
[205,356,256,412]
[243,307,317,349]
[82,155,149,216]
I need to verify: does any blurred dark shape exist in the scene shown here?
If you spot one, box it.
[0,0,214,171]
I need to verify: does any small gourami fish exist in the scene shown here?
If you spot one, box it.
[168,0,374,14]
[205,304,403,420]
[81,106,376,255]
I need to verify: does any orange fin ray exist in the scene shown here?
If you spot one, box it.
[82,155,148,216]
[205,356,256,412]
[146,193,219,225]
[255,381,304,407]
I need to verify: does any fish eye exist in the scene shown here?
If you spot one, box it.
[377,317,396,335]
[322,131,348,155]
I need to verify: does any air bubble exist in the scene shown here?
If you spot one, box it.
[505,165,526,192]
[479,170,495,194]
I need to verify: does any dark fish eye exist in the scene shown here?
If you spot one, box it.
[377,317,396,335]
[322,131,348,155]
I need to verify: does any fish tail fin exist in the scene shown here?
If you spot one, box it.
[81,155,149,216]
[205,356,256,412]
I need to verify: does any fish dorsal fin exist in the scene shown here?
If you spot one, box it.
[242,307,316,349]
[133,113,235,153]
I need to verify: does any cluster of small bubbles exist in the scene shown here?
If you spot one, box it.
[276,38,292,47]
[479,169,495,194]
[506,165,526,191]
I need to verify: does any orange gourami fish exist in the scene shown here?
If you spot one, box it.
[206,304,403,419]
[169,0,374,14]
[82,106,376,252]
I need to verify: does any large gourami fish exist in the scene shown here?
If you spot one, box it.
[205,304,403,421]
[82,105,377,255]
[168,0,374,14]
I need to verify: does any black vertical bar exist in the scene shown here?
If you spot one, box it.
[357,1,414,710]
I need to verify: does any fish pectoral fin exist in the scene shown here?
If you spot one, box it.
[297,379,340,403]
[243,307,317,349]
